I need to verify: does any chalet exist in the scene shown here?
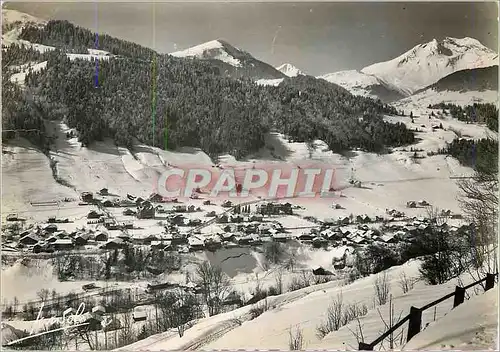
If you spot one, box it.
[127,194,136,201]
[6,213,18,221]
[99,188,109,196]
[322,218,337,226]
[87,211,102,219]
[170,214,185,226]
[249,234,262,245]
[102,200,114,207]
[451,214,463,219]
[258,223,272,234]
[188,218,202,226]
[298,232,315,241]
[272,233,289,243]
[205,237,222,251]
[138,201,155,219]
[406,201,417,208]
[312,237,328,248]
[94,232,109,242]
[203,200,211,205]
[381,233,398,244]
[133,306,147,322]
[338,216,350,225]
[43,224,58,233]
[104,219,119,230]
[19,234,40,245]
[418,200,430,206]
[82,283,98,291]
[174,205,187,213]
[135,197,145,205]
[146,282,177,293]
[48,216,57,223]
[237,235,253,245]
[331,202,343,209]
[187,205,196,212]
[149,193,164,203]
[206,211,216,217]
[249,214,263,222]
[117,233,131,242]
[75,234,89,246]
[230,215,244,223]
[217,214,229,223]
[119,199,136,207]
[219,232,235,242]
[100,238,125,249]
[150,241,168,250]
[350,235,367,245]
[81,192,93,203]
[143,234,159,245]
[312,266,334,276]
[32,243,43,254]
[122,221,134,229]
[222,200,233,208]
[51,239,74,250]
[171,234,188,246]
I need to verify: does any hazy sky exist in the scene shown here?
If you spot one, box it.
[5,1,499,75]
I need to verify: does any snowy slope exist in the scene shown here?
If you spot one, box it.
[403,288,498,350]
[120,261,497,351]
[318,70,405,102]
[361,37,498,96]
[276,63,304,77]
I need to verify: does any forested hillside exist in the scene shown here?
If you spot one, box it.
[3,19,415,158]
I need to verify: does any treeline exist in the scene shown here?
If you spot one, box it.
[438,138,498,175]
[429,102,498,132]
[7,20,415,158]
[19,19,156,59]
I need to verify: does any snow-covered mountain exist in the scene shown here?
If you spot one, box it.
[361,37,498,96]
[170,39,285,80]
[394,65,499,110]
[276,63,304,77]
[318,70,405,102]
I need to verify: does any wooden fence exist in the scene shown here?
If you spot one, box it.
[358,273,498,350]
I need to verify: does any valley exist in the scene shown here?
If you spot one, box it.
[1,6,498,352]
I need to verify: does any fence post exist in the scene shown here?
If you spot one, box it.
[485,273,495,291]
[358,342,373,350]
[406,306,422,342]
[453,286,465,308]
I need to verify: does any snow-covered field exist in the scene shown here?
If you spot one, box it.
[117,259,497,351]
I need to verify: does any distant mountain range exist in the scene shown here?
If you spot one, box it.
[320,37,498,102]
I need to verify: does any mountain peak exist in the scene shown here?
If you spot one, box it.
[276,63,304,77]
[169,39,285,80]
[361,36,498,95]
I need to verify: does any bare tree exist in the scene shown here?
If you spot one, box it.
[118,311,135,347]
[398,271,416,294]
[37,288,50,303]
[288,325,304,350]
[373,272,390,306]
[194,261,231,316]
[457,169,498,286]
[274,269,284,295]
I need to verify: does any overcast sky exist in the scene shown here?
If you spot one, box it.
[5,1,498,75]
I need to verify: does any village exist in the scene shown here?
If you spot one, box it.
[2,188,468,258]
